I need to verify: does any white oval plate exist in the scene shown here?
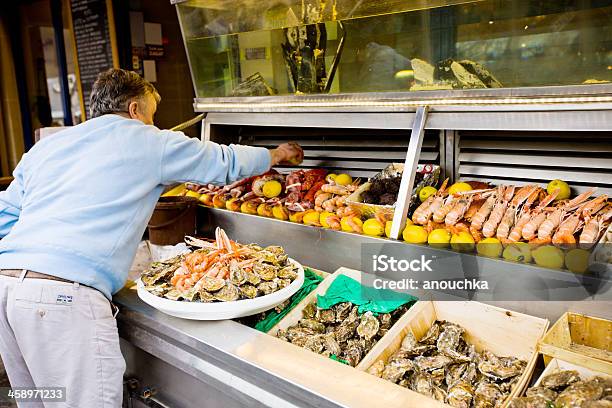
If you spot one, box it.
[136,258,305,320]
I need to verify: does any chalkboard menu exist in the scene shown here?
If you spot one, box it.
[70,0,118,120]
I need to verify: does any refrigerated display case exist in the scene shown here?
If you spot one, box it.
[116,1,612,406]
[174,0,612,98]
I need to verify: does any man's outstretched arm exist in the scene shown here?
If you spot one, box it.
[159,130,303,186]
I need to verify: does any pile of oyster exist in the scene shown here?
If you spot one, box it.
[141,244,299,302]
[511,370,612,408]
[276,302,408,367]
[367,320,526,408]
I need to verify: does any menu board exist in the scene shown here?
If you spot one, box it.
[69,0,118,120]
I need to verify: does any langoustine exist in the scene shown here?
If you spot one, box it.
[496,185,539,241]
[482,186,515,238]
[536,188,596,243]
[412,179,449,225]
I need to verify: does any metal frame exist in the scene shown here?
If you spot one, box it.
[191,85,612,113]
[174,5,199,98]
[390,106,428,239]
[201,107,612,251]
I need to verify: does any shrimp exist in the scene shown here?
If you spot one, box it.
[508,188,550,242]
[537,189,596,240]
[326,215,341,230]
[482,186,515,238]
[470,186,499,233]
[347,217,363,233]
[496,185,538,240]
[412,179,449,225]
[314,193,332,207]
[552,209,582,248]
[445,189,494,227]
[552,196,607,247]
[579,204,612,248]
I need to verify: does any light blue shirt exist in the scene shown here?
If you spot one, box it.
[0,114,270,298]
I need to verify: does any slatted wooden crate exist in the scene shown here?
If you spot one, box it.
[539,312,612,374]
[267,267,420,371]
[365,301,549,407]
[534,357,611,387]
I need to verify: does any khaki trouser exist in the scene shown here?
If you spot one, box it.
[0,272,125,407]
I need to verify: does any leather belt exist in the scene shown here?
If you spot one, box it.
[0,269,74,284]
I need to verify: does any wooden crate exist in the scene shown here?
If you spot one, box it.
[533,358,611,388]
[268,267,420,371]
[365,301,550,408]
[539,312,612,374]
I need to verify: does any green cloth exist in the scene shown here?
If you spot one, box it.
[316,274,418,314]
[254,268,323,332]
[329,354,349,365]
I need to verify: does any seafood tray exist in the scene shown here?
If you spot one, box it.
[539,312,612,374]
[137,228,305,320]
[511,358,611,406]
[365,301,549,407]
[346,163,440,220]
[136,258,304,320]
[136,260,304,320]
[268,267,418,370]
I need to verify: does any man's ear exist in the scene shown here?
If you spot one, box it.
[127,100,139,119]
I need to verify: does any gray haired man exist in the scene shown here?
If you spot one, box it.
[0,69,303,407]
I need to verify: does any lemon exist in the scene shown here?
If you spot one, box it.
[185,190,201,199]
[262,180,282,198]
[240,201,258,215]
[335,174,352,186]
[289,211,304,223]
[319,211,335,228]
[363,219,384,237]
[212,194,228,208]
[326,173,338,183]
[198,193,212,206]
[162,184,187,197]
[502,242,532,263]
[303,210,321,226]
[419,186,438,202]
[225,197,241,211]
[272,204,289,220]
[532,245,565,270]
[402,225,429,244]
[477,237,503,258]
[385,221,393,238]
[448,182,472,195]
[428,229,451,248]
[565,248,590,274]
[450,232,476,252]
[547,179,570,201]
[341,216,362,233]
[386,220,413,238]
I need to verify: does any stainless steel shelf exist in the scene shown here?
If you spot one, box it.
[198,207,611,303]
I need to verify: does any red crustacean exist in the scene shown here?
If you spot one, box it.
[302,169,327,192]
[304,180,326,202]
[284,169,327,212]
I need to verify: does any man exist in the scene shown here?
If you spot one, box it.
[0,68,303,407]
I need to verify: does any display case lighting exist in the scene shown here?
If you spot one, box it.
[194,95,612,110]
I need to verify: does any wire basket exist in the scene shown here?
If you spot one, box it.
[346,163,440,220]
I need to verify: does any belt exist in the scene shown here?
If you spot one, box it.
[0,269,119,317]
[0,269,74,284]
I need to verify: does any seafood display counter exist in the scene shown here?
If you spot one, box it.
[116,1,612,406]
[116,104,612,406]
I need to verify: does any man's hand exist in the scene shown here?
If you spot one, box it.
[270,142,304,166]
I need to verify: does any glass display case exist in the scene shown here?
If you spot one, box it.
[175,0,612,99]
